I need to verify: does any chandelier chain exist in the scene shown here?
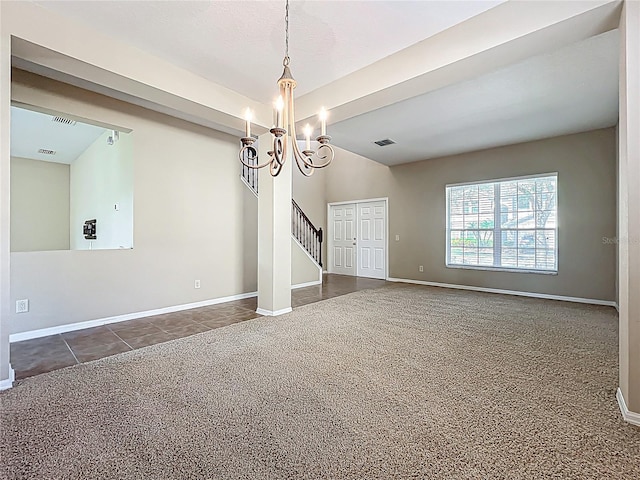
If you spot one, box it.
[284,0,290,66]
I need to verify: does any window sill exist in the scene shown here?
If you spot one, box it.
[445,264,558,275]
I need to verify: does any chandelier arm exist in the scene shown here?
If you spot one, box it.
[313,143,335,168]
[297,163,315,177]
[282,88,308,175]
[281,126,288,167]
[239,145,273,169]
[270,161,283,177]
[293,145,315,177]
[291,136,334,169]
[285,90,332,170]
[281,84,315,176]
[290,137,315,174]
[269,134,286,177]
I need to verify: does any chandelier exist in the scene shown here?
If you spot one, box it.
[239,0,334,177]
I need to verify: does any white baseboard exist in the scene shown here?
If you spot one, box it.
[9,291,259,343]
[386,277,617,307]
[0,364,15,391]
[9,279,323,343]
[256,307,292,317]
[617,388,640,426]
[292,279,322,289]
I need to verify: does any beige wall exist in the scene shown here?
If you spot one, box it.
[291,237,321,286]
[292,163,327,269]
[293,165,326,228]
[326,129,617,301]
[10,70,258,334]
[10,157,70,252]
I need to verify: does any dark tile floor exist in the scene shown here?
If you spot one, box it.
[11,274,388,381]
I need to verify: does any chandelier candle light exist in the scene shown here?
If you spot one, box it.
[239,0,334,177]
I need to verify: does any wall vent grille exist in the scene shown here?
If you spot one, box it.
[52,116,76,126]
[374,138,396,147]
[37,149,56,155]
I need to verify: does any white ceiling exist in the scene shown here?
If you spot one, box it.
[328,30,620,165]
[32,0,505,103]
[11,106,107,164]
[22,0,620,166]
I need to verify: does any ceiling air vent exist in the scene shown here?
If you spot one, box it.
[374,138,396,147]
[51,116,76,126]
[38,149,56,155]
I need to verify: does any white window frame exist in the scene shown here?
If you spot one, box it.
[445,173,558,275]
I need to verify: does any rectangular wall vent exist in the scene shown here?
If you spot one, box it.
[52,116,76,126]
[374,138,396,147]
[37,149,56,155]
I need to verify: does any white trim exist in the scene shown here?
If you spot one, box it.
[327,197,389,280]
[446,172,558,188]
[385,199,390,281]
[256,307,292,317]
[9,291,258,343]
[446,264,558,275]
[240,174,258,198]
[322,270,328,274]
[327,197,389,207]
[292,280,322,289]
[617,388,640,426]
[0,365,15,390]
[386,277,617,307]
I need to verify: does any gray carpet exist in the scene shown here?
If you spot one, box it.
[1,284,639,479]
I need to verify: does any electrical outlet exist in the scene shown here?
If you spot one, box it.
[419,265,424,272]
[395,235,400,241]
[16,299,29,313]
[194,280,201,289]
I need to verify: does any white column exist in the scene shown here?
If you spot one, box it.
[618,0,640,420]
[0,4,15,389]
[256,133,292,316]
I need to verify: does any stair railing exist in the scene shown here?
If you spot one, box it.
[241,146,259,195]
[292,199,323,267]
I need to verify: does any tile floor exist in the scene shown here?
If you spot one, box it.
[10,274,388,381]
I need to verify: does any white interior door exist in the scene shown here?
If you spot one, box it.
[357,201,386,279]
[329,200,388,279]
[329,203,356,276]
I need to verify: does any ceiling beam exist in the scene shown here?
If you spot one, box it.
[4,1,271,135]
[295,0,622,126]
